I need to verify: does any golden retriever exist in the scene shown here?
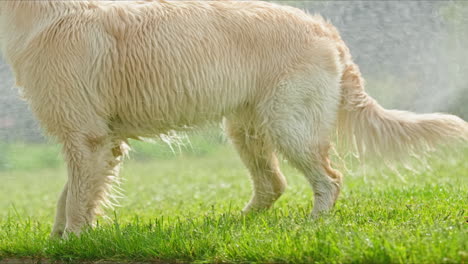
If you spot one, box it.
[0,0,466,237]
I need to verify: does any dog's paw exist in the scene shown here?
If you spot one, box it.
[50,224,66,239]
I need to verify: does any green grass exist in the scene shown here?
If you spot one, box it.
[0,135,467,263]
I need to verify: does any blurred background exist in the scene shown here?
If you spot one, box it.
[0,1,467,171]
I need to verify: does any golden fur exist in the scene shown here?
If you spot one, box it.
[0,0,466,237]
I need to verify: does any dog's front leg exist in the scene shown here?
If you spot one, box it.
[50,181,68,238]
[61,133,121,237]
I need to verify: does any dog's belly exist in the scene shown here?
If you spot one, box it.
[109,80,252,137]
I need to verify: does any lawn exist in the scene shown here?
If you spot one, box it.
[0,132,467,263]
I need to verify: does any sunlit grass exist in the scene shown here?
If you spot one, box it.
[0,138,466,263]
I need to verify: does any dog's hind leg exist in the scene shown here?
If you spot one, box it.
[225,114,287,213]
[265,68,343,216]
[283,139,342,216]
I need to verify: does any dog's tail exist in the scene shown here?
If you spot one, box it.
[336,62,468,163]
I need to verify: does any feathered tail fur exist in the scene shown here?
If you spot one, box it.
[337,63,468,164]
